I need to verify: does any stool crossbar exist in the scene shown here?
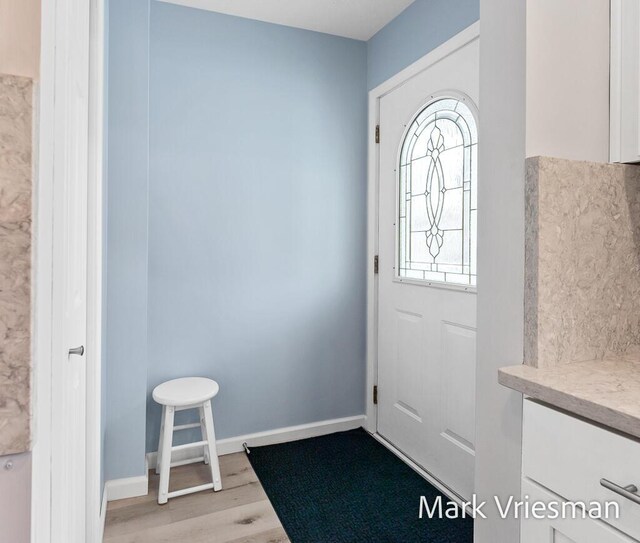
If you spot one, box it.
[153,378,222,504]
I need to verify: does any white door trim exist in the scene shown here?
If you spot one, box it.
[86,0,106,540]
[31,0,56,538]
[365,21,481,433]
[31,0,105,541]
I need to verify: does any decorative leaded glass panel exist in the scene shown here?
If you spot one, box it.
[398,98,478,286]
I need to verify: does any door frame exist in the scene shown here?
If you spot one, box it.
[365,21,481,437]
[31,0,105,541]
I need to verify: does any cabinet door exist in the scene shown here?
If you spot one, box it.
[522,399,640,540]
[521,480,637,543]
[611,0,640,163]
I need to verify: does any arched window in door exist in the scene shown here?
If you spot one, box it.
[398,97,478,286]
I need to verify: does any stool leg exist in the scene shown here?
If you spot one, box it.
[199,405,210,465]
[203,400,222,491]
[158,405,174,504]
[156,406,165,475]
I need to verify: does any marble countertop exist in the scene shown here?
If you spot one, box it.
[499,353,640,439]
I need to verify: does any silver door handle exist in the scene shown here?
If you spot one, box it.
[600,478,640,505]
[68,345,85,357]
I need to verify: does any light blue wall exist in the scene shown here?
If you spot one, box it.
[367,0,479,90]
[105,0,150,480]
[145,2,367,451]
[104,0,479,477]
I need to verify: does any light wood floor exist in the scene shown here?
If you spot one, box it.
[104,453,290,543]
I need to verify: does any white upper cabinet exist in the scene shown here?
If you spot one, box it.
[611,0,640,163]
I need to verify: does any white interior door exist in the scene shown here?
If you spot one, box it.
[50,0,91,540]
[376,37,479,500]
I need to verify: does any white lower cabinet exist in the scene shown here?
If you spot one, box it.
[521,479,636,543]
[521,399,640,542]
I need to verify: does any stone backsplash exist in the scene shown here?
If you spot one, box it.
[525,156,640,368]
[0,74,32,454]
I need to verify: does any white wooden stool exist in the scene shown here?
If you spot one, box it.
[152,377,222,504]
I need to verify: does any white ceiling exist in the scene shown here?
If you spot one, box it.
[158,0,415,41]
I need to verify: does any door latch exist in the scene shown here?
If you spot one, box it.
[69,345,85,357]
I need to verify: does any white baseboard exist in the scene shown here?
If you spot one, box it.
[147,414,366,470]
[105,458,149,502]
[98,486,107,541]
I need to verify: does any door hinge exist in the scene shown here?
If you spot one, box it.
[373,385,378,405]
[374,255,379,274]
[375,125,380,144]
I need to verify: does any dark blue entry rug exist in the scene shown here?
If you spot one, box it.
[247,428,474,543]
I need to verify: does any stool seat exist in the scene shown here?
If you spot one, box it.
[153,377,219,407]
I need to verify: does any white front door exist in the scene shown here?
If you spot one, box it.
[50,0,91,540]
[376,37,479,500]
